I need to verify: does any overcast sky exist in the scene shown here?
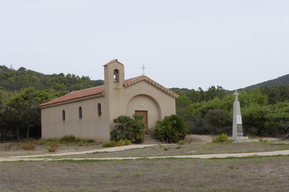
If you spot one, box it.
[0,0,288,91]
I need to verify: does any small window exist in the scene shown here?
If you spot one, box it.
[98,103,102,116]
[79,107,82,118]
[114,69,119,83]
[62,110,65,121]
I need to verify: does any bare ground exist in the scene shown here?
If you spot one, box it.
[1,135,289,191]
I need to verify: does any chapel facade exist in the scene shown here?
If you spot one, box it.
[39,59,178,141]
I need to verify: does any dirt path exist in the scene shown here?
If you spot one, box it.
[0,135,284,162]
[2,144,289,162]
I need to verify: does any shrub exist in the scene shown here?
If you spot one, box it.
[116,139,125,146]
[111,114,145,143]
[33,139,46,146]
[211,134,232,143]
[59,135,81,144]
[46,145,57,152]
[78,141,84,146]
[178,140,187,145]
[154,114,188,143]
[176,145,181,149]
[20,141,35,150]
[124,139,132,145]
[103,141,117,147]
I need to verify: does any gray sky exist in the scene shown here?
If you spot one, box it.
[1,0,288,91]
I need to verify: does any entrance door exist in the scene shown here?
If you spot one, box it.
[135,111,148,135]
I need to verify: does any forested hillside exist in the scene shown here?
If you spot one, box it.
[0,65,104,95]
[0,65,103,141]
[244,74,289,90]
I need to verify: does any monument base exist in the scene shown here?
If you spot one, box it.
[229,137,259,143]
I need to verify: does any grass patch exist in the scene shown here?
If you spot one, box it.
[132,170,143,177]
[108,173,122,178]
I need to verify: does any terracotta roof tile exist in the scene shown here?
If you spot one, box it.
[39,85,105,108]
[103,59,124,66]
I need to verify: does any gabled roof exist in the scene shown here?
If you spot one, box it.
[103,59,124,66]
[39,75,178,108]
[124,75,179,99]
[39,85,105,108]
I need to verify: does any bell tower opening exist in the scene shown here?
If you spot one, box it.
[114,69,119,83]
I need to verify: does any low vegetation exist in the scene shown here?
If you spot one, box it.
[103,139,132,148]
[211,134,232,143]
[20,141,36,150]
[154,114,188,143]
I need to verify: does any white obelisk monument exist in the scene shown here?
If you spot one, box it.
[232,91,245,139]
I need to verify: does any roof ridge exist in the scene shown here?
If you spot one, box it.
[103,59,124,66]
[124,75,179,99]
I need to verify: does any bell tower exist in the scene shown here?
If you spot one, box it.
[103,59,125,128]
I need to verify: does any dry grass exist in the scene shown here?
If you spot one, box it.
[1,156,289,191]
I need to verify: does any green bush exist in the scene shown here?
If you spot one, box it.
[176,145,182,149]
[20,141,36,150]
[178,140,187,145]
[103,141,117,147]
[46,144,57,152]
[211,134,232,143]
[59,135,81,144]
[154,114,188,143]
[116,139,125,146]
[124,139,132,145]
[110,114,145,143]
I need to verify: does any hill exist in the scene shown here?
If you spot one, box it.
[0,65,104,96]
[243,74,289,90]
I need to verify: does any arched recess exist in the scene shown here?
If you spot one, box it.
[126,94,161,130]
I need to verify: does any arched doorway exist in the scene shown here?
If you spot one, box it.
[126,94,161,134]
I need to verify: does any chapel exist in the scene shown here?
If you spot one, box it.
[39,59,178,141]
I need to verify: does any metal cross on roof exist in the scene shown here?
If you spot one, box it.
[141,64,146,75]
[233,91,239,101]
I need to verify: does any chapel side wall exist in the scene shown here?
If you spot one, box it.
[41,96,110,141]
[123,81,176,128]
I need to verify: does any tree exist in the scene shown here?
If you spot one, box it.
[18,67,26,72]
[4,88,54,141]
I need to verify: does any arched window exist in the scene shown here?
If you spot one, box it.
[98,103,102,116]
[79,106,82,118]
[114,69,119,83]
[62,110,65,121]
